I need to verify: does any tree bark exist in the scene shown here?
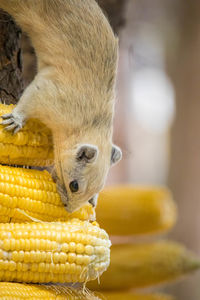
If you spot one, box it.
[0,10,23,104]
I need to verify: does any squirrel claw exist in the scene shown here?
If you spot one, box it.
[1,113,24,134]
[1,113,13,119]
[88,194,98,208]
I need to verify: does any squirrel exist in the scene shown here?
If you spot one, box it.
[0,0,122,213]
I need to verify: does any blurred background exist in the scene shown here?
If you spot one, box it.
[106,0,200,299]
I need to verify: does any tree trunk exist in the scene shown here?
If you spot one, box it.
[0,10,23,104]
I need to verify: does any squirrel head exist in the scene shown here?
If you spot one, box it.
[54,142,122,213]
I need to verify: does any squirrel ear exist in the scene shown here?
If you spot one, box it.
[77,144,99,163]
[111,144,122,166]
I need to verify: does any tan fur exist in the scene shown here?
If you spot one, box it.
[0,0,121,212]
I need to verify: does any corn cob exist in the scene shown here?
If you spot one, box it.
[0,164,95,222]
[0,282,100,299]
[0,104,53,166]
[0,219,110,283]
[98,293,175,300]
[88,241,200,291]
[0,283,175,300]
[97,186,177,236]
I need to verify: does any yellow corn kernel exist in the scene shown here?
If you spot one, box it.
[88,241,200,291]
[0,164,95,222]
[97,185,177,236]
[0,219,111,284]
[0,282,99,299]
[0,103,53,166]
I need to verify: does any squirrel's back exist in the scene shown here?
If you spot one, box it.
[0,0,118,90]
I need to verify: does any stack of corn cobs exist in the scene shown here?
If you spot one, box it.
[0,104,110,299]
[0,104,199,300]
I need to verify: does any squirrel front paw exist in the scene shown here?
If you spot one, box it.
[1,111,25,134]
[88,194,98,208]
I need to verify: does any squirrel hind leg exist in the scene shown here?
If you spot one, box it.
[1,110,25,134]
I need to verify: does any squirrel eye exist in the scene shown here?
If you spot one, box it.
[69,180,79,193]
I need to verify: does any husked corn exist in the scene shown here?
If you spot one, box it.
[88,241,200,291]
[0,282,99,299]
[0,283,174,300]
[0,104,53,166]
[0,219,111,283]
[97,186,177,236]
[0,164,95,222]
